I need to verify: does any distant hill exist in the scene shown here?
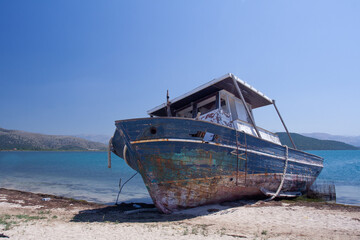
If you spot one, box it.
[301,132,360,147]
[74,134,111,145]
[277,132,359,150]
[0,128,107,151]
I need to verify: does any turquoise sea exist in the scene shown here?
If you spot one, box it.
[0,150,359,206]
[0,152,151,204]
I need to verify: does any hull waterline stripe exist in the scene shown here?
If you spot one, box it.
[130,138,323,168]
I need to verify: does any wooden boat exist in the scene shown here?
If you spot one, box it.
[109,73,323,213]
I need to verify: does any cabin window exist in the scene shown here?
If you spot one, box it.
[228,97,238,120]
[228,96,253,123]
[197,96,217,115]
[176,106,193,118]
[220,97,229,114]
[218,91,231,115]
[176,93,229,118]
[235,100,249,122]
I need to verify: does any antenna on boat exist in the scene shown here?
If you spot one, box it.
[166,90,171,117]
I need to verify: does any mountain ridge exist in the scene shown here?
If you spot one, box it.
[277,132,359,150]
[0,128,106,151]
[301,132,360,147]
[74,134,110,145]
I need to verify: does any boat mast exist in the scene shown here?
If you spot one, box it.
[272,100,297,149]
[231,77,262,139]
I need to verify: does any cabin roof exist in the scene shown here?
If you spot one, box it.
[147,73,273,116]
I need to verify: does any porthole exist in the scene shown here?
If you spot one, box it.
[150,127,157,135]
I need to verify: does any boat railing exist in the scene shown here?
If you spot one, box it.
[198,108,281,145]
[198,109,234,128]
[234,119,281,144]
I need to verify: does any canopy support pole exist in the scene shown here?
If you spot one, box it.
[232,77,262,139]
[272,100,297,149]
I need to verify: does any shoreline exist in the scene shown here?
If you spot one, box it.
[0,150,107,152]
[1,188,360,239]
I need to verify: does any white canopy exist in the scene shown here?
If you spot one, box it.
[147,73,273,117]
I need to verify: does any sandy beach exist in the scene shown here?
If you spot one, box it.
[0,188,359,240]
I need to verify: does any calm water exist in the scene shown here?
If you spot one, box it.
[0,150,359,206]
[309,150,360,206]
[0,152,151,204]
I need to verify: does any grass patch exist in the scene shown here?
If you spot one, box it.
[200,224,209,236]
[282,195,324,203]
[182,227,189,235]
[39,210,51,215]
[15,214,46,221]
[2,214,11,220]
[191,227,198,235]
[0,215,17,231]
[1,213,49,231]
[219,227,226,236]
[68,198,89,204]
[190,224,209,236]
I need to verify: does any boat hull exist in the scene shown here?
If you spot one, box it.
[112,117,323,213]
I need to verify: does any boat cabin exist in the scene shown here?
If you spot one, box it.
[147,73,281,145]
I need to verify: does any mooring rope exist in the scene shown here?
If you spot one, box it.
[235,130,239,185]
[266,145,289,201]
[115,172,138,205]
[108,137,113,168]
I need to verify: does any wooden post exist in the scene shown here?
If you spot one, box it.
[232,77,262,139]
[166,90,171,117]
[216,92,220,109]
[192,102,197,118]
[272,100,297,149]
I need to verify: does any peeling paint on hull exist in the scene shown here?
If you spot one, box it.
[111,117,323,213]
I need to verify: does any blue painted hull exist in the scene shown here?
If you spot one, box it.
[112,117,323,213]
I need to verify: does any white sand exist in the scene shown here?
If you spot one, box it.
[1,191,359,240]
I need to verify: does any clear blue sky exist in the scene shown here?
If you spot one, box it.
[1,0,359,136]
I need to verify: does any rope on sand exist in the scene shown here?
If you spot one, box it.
[266,145,289,201]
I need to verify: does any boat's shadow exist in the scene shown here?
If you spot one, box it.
[71,200,260,223]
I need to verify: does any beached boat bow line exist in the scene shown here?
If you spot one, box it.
[111,73,323,213]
